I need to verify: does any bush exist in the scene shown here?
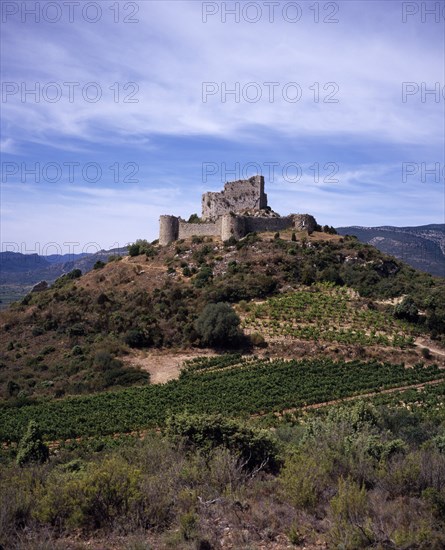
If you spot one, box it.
[34,456,140,530]
[194,302,242,347]
[280,453,330,511]
[165,413,280,472]
[193,266,213,288]
[93,260,105,270]
[327,476,371,549]
[394,297,419,323]
[250,332,267,348]
[107,254,122,262]
[32,326,44,337]
[97,292,110,305]
[53,269,82,288]
[16,420,49,467]
[128,239,155,258]
[125,328,156,348]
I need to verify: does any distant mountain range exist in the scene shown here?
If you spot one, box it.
[336,224,445,277]
[0,248,127,285]
[0,248,127,307]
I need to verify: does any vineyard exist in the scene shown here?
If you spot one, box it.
[1,356,442,443]
[242,283,419,347]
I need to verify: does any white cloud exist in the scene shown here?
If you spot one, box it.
[0,138,18,154]
[1,1,443,245]
[1,1,443,148]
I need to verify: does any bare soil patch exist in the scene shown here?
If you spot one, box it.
[124,349,218,384]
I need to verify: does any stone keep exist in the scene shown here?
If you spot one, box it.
[159,175,317,245]
[202,175,267,220]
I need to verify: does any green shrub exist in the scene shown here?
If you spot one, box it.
[68,323,86,337]
[34,456,140,530]
[394,297,419,323]
[93,260,106,270]
[179,511,198,540]
[124,326,159,348]
[16,420,49,467]
[128,239,155,258]
[193,266,213,288]
[250,332,267,348]
[165,413,280,472]
[187,213,201,224]
[107,254,122,262]
[53,269,82,288]
[280,453,330,511]
[327,476,372,549]
[194,302,242,347]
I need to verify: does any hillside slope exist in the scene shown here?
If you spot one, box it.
[1,229,444,402]
[2,229,445,549]
[0,248,127,308]
[336,224,445,277]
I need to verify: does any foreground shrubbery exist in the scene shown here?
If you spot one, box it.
[1,404,445,549]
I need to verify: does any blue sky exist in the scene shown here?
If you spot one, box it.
[1,0,444,254]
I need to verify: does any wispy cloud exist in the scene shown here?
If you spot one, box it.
[1,1,443,246]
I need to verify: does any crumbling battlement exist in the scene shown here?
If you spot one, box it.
[202,175,267,220]
[159,176,317,246]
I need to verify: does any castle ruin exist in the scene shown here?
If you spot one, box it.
[159,175,317,246]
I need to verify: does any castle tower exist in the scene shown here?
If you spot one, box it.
[221,213,246,241]
[202,175,268,220]
[159,215,179,246]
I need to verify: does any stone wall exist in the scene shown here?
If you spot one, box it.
[159,212,317,245]
[244,216,293,234]
[292,214,317,233]
[202,175,267,220]
[178,219,221,240]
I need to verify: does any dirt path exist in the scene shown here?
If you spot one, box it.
[414,338,445,358]
[265,377,445,418]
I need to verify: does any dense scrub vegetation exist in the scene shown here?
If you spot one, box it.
[2,396,445,549]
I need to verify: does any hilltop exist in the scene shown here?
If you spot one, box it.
[1,228,444,402]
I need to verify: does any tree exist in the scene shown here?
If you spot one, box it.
[16,420,49,467]
[128,239,154,257]
[187,213,201,223]
[194,302,242,347]
[394,296,418,322]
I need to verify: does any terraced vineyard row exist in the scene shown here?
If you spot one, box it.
[1,357,442,443]
[243,283,418,347]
